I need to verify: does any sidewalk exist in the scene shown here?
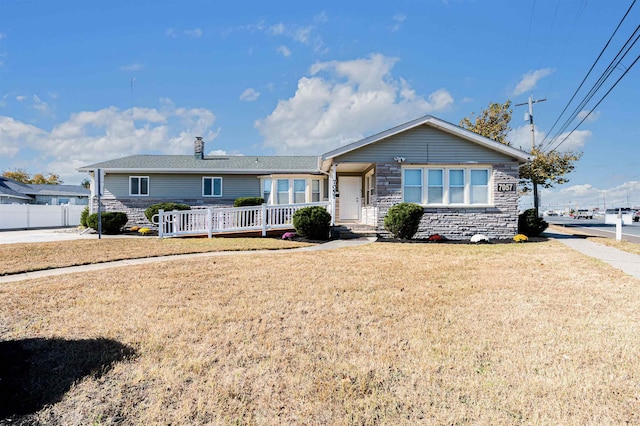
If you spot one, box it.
[0,237,377,283]
[545,231,640,280]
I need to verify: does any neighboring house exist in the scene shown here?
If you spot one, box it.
[78,115,530,239]
[0,176,90,205]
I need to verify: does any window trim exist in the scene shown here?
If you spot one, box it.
[402,166,493,206]
[129,176,149,196]
[202,176,223,198]
[261,176,326,205]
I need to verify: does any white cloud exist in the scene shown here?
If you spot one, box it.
[0,100,219,183]
[269,23,286,35]
[577,110,600,123]
[255,53,454,154]
[314,12,328,24]
[32,95,50,114]
[277,45,292,57]
[513,68,554,96]
[540,180,640,211]
[239,88,260,102]
[119,63,144,72]
[165,28,177,38]
[508,125,590,152]
[16,95,25,102]
[184,28,203,38]
[390,14,406,32]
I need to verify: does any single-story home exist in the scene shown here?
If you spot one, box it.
[78,115,530,239]
[0,177,90,205]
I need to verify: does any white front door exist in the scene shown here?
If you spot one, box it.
[339,176,361,221]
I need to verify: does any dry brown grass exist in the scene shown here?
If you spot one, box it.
[0,237,312,276]
[548,224,640,255]
[1,241,639,424]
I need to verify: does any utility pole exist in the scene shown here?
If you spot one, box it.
[515,95,546,218]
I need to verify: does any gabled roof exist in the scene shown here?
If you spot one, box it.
[78,155,322,174]
[0,177,89,200]
[321,115,531,163]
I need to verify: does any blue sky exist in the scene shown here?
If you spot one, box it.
[1,0,638,210]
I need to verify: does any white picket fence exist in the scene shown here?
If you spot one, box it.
[0,204,86,230]
[156,202,331,238]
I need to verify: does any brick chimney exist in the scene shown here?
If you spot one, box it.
[194,137,204,159]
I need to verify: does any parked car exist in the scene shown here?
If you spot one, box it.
[574,209,594,219]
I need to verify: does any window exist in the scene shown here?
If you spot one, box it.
[427,169,443,204]
[470,170,489,204]
[262,178,272,204]
[449,169,465,204]
[312,179,321,202]
[277,179,289,204]
[203,177,222,197]
[293,179,306,203]
[402,167,491,206]
[130,176,149,196]
[403,169,422,203]
[365,173,375,205]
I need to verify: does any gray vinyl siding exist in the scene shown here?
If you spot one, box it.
[335,124,516,164]
[104,173,260,200]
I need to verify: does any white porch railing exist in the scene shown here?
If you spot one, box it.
[156,202,331,238]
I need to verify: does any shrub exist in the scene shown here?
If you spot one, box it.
[144,202,190,223]
[383,203,424,239]
[518,208,548,237]
[234,197,264,207]
[292,206,331,240]
[138,227,152,235]
[86,212,128,234]
[428,234,445,242]
[80,206,90,227]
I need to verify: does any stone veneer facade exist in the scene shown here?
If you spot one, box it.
[375,162,520,240]
[93,197,235,229]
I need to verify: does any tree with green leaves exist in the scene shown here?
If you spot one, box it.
[2,169,63,185]
[460,100,582,214]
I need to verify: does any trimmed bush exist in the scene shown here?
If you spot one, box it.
[144,202,190,223]
[234,197,264,207]
[384,202,424,240]
[80,206,90,227]
[293,206,331,240]
[86,212,128,234]
[518,208,548,237]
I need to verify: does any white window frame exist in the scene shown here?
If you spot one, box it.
[129,176,149,196]
[402,166,492,206]
[364,171,375,205]
[261,176,325,205]
[202,177,223,197]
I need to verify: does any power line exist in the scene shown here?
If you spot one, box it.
[549,52,640,152]
[539,0,637,149]
[541,27,640,151]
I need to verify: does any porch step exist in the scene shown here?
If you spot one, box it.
[331,224,378,239]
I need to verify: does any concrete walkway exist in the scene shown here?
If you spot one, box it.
[545,231,640,280]
[0,237,377,283]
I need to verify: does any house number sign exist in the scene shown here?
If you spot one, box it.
[497,183,515,192]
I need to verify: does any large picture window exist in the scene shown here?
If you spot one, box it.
[263,177,325,205]
[203,177,222,197]
[129,176,149,196]
[403,167,492,206]
[293,179,306,203]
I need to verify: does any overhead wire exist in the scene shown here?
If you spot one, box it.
[538,0,637,149]
[541,25,640,151]
[548,52,640,152]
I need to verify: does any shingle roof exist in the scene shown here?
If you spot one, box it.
[78,155,321,173]
[0,177,89,200]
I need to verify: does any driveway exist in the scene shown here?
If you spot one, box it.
[0,228,127,244]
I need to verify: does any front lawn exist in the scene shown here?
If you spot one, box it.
[1,241,638,424]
